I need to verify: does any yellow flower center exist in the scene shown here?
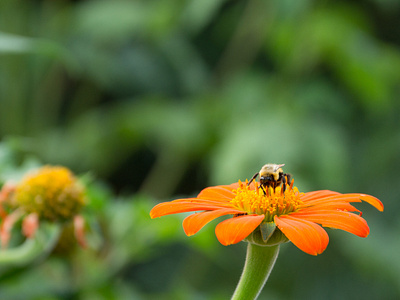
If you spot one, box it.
[230,180,303,222]
[15,166,85,221]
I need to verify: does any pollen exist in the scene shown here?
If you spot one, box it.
[14,166,85,222]
[230,180,303,222]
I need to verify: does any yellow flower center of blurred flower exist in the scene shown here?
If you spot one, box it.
[230,181,303,222]
[15,166,85,221]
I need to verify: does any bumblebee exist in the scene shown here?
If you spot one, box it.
[248,163,291,193]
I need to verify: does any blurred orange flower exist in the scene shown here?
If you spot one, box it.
[0,166,87,248]
[150,180,383,255]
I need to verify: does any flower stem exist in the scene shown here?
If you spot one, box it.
[231,243,280,300]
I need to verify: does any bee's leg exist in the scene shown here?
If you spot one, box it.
[248,172,259,185]
[282,175,287,193]
[282,173,291,193]
[286,174,291,185]
[260,185,266,195]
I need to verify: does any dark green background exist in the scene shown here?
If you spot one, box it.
[1,0,399,299]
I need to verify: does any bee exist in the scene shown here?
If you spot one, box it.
[248,163,291,194]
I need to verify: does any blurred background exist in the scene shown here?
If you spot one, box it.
[1,0,400,299]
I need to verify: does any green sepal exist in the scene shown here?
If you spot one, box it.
[244,223,289,247]
[260,222,276,242]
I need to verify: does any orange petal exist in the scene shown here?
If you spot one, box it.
[223,180,258,190]
[274,215,329,255]
[183,208,243,236]
[301,201,360,213]
[197,186,235,202]
[0,182,16,218]
[0,209,23,248]
[301,190,341,202]
[150,201,228,218]
[303,193,384,211]
[22,213,39,239]
[196,181,259,201]
[290,210,369,237]
[359,194,384,211]
[224,182,240,190]
[215,214,265,246]
[74,215,87,248]
[172,199,235,208]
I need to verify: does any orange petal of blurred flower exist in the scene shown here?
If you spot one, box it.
[22,212,39,239]
[74,215,87,248]
[0,210,23,248]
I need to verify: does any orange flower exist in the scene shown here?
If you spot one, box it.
[150,180,383,255]
[0,166,87,248]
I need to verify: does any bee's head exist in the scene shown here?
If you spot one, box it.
[259,163,285,181]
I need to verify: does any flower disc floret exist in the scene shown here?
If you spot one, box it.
[230,181,303,222]
[14,166,85,221]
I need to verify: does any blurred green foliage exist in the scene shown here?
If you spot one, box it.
[1,0,400,299]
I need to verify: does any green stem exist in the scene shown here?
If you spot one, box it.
[232,243,280,300]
